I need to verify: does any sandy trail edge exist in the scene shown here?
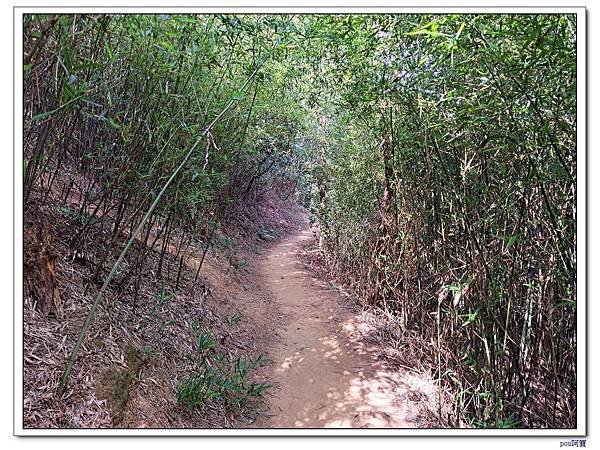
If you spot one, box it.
[255,223,437,428]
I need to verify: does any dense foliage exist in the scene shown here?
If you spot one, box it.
[296,14,576,428]
[23,13,577,428]
[24,14,302,230]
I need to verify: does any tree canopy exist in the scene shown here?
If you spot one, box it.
[24,13,576,428]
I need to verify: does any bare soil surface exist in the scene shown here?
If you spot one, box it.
[22,194,302,429]
[23,193,444,429]
[254,217,442,428]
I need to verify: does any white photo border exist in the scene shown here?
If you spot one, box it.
[13,3,587,437]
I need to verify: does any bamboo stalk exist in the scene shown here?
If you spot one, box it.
[57,62,265,395]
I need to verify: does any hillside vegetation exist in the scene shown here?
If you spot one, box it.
[23,14,576,428]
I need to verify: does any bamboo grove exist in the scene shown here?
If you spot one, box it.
[23,14,577,428]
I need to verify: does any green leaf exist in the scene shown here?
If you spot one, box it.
[105,41,114,60]
[230,92,246,101]
[462,307,481,327]
[108,118,121,129]
[31,110,56,122]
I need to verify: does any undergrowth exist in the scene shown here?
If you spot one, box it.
[177,319,271,411]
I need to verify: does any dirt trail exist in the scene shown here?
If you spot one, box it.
[257,221,438,428]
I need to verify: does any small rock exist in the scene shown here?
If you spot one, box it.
[258,230,274,241]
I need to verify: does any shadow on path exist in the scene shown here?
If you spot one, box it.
[257,227,439,429]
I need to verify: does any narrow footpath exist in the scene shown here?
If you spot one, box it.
[256,223,439,428]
